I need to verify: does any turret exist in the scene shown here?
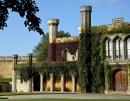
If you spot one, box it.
[80,5,92,32]
[48,19,59,43]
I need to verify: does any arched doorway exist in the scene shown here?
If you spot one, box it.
[113,69,127,91]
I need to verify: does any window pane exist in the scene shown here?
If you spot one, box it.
[116,39,119,59]
[120,40,123,59]
[105,40,108,58]
[127,38,130,58]
[109,41,112,59]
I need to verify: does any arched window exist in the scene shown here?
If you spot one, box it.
[127,38,130,58]
[115,38,123,59]
[63,49,68,61]
[105,39,112,59]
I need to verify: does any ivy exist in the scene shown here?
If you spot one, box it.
[0,78,12,82]
[78,32,91,93]
[104,62,110,91]
[127,63,130,82]
[16,24,130,93]
[48,41,78,61]
[16,61,78,81]
[91,33,104,93]
[91,22,130,34]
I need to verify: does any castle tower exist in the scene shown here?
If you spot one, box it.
[48,19,59,43]
[80,5,92,32]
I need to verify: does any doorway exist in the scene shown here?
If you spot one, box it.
[113,70,127,91]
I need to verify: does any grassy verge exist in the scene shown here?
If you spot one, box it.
[2,99,127,101]
[0,92,76,96]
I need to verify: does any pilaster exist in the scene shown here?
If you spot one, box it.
[50,73,54,92]
[61,75,64,92]
[111,41,114,61]
[27,53,33,92]
[12,54,18,92]
[72,76,76,92]
[40,73,44,92]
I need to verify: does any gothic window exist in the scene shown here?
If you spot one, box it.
[115,38,123,59]
[105,39,112,59]
[63,49,68,61]
[127,38,130,58]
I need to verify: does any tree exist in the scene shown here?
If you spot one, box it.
[33,30,70,62]
[0,0,44,35]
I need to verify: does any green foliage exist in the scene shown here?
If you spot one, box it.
[0,78,12,82]
[91,33,104,93]
[16,61,78,80]
[78,32,91,93]
[33,30,71,62]
[17,64,37,81]
[104,62,110,90]
[100,34,109,61]
[0,0,44,35]
[33,33,49,62]
[127,63,130,81]
[91,22,130,34]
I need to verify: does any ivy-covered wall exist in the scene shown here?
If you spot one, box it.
[48,41,78,61]
[91,33,104,93]
[78,32,91,93]
[16,23,130,93]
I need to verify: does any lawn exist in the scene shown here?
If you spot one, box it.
[2,99,128,101]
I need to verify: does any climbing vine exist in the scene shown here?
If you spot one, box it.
[48,41,78,61]
[16,61,78,81]
[78,32,91,93]
[127,63,130,82]
[15,24,130,93]
[91,33,104,93]
[104,62,110,91]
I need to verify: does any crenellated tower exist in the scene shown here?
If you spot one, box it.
[80,5,92,32]
[48,19,59,43]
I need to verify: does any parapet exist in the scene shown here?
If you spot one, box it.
[0,56,36,61]
[80,5,92,12]
[48,19,59,26]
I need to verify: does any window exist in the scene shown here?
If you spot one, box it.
[127,38,130,58]
[115,38,123,59]
[63,49,68,61]
[105,39,112,59]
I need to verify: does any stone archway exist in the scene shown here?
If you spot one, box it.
[113,69,127,91]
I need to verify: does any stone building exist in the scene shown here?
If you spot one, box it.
[0,5,130,94]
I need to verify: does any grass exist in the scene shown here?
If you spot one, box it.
[0,92,76,96]
[2,99,128,101]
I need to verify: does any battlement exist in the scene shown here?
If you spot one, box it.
[48,19,59,25]
[56,36,79,43]
[0,56,36,61]
[80,5,92,12]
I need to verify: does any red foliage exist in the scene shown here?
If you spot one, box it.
[48,41,79,61]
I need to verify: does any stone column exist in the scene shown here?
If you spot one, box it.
[72,76,76,92]
[123,40,125,61]
[111,41,114,61]
[27,53,33,92]
[12,54,18,92]
[32,77,34,92]
[40,73,44,92]
[127,67,130,94]
[61,75,64,92]
[50,73,54,92]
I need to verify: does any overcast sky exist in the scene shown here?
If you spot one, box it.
[0,0,130,56]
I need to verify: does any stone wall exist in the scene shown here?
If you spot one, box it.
[0,56,36,78]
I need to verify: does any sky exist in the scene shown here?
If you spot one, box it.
[0,0,130,56]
